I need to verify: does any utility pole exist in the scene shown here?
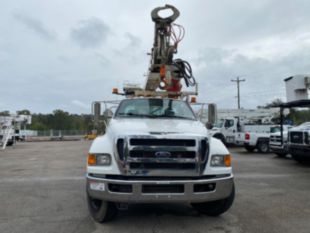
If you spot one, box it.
[231,77,245,109]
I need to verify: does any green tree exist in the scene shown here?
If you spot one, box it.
[17,109,31,115]
[0,110,10,116]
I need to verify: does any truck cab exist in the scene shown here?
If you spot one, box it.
[210,117,244,145]
[86,98,235,222]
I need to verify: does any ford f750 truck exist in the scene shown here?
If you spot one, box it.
[86,5,235,222]
[86,98,234,222]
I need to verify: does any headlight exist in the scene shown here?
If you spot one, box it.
[88,153,112,166]
[211,154,231,167]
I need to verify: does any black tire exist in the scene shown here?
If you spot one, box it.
[213,134,226,145]
[191,184,235,216]
[257,140,269,153]
[87,193,117,223]
[276,153,287,158]
[245,145,255,152]
[6,140,14,146]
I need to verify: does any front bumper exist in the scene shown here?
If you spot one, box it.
[289,145,310,156]
[270,144,288,153]
[87,174,234,203]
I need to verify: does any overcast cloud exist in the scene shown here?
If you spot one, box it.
[0,0,310,113]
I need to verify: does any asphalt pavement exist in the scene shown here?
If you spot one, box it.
[0,141,310,233]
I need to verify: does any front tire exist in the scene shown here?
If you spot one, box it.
[87,193,117,223]
[6,140,14,146]
[257,140,269,153]
[191,184,235,216]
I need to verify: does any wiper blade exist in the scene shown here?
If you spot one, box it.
[157,115,194,120]
[117,112,157,118]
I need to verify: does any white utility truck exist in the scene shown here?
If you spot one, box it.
[209,109,279,152]
[86,5,234,222]
[243,125,278,153]
[0,115,31,149]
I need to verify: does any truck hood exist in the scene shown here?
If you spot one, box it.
[107,118,207,136]
[291,122,310,131]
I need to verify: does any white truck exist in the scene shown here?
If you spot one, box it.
[210,117,244,145]
[209,108,279,146]
[86,98,234,222]
[243,125,276,153]
[288,122,310,162]
[86,5,234,222]
[0,115,31,149]
[269,125,292,157]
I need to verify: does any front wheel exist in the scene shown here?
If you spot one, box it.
[257,140,269,153]
[87,193,117,223]
[191,184,235,216]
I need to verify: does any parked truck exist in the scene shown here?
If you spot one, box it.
[269,125,292,157]
[86,5,234,222]
[209,108,279,147]
[0,115,31,149]
[288,122,310,162]
[243,125,275,153]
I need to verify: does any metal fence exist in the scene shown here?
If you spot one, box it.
[35,130,88,137]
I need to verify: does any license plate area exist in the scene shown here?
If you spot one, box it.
[142,184,184,193]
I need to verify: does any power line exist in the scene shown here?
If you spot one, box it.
[231,77,246,109]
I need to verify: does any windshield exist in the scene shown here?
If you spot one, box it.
[214,119,224,128]
[115,99,196,120]
[270,127,280,133]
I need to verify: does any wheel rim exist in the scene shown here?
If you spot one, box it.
[260,143,268,152]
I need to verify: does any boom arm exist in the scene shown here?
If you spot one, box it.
[144,5,196,94]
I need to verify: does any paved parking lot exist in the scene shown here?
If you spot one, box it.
[0,141,310,233]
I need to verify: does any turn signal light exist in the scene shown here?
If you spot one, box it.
[88,154,96,165]
[224,154,231,167]
[190,96,197,103]
[160,65,166,78]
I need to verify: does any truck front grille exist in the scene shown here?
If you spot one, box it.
[129,150,196,159]
[270,135,281,143]
[116,136,209,176]
[130,138,196,147]
[290,132,303,144]
[129,162,196,170]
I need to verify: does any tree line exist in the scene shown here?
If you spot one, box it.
[0,109,94,131]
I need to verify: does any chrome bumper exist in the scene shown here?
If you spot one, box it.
[86,174,234,203]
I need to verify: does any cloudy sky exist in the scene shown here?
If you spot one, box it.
[1,0,310,113]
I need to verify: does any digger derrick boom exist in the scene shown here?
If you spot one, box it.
[144,5,196,96]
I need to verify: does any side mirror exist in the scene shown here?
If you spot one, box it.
[206,122,213,130]
[93,102,101,122]
[103,109,113,119]
[207,103,217,125]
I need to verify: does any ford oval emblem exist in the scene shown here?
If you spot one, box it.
[155,151,171,158]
